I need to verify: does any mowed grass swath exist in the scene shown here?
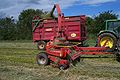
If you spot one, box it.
[32,4,120,70]
[0,41,120,80]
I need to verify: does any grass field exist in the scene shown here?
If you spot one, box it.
[0,40,120,80]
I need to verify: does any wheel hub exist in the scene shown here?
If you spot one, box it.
[39,44,44,49]
[100,37,113,48]
[38,57,46,64]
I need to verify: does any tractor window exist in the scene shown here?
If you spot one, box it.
[108,21,120,31]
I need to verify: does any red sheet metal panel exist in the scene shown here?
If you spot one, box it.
[33,15,86,42]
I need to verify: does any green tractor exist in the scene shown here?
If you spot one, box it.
[97,19,120,60]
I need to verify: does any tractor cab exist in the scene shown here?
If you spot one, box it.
[106,19,120,37]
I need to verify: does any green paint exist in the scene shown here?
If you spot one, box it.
[99,19,120,38]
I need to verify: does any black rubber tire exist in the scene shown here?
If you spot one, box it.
[115,51,120,62]
[36,53,49,65]
[37,41,46,50]
[117,39,120,51]
[59,64,68,70]
[76,57,80,62]
[115,39,120,62]
[98,33,117,50]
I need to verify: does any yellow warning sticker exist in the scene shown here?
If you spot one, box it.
[71,33,76,37]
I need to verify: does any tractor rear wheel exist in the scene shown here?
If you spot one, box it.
[98,33,117,50]
[115,39,120,62]
[36,53,49,65]
[37,41,46,50]
[115,50,120,62]
[117,39,120,51]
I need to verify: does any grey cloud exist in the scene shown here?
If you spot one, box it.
[0,0,16,9]
[0,0,118,19]
[18,0,40,4]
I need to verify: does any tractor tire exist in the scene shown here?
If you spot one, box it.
[36,53,49,65]
[98,33,117,50]
[115,39,120,62]
[37,41,46,50]
[117,39,120,51]
[115,50,120,62]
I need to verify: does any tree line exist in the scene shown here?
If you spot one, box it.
[0,9,47,40]
[0,9,119,40]
[86,11,118,34]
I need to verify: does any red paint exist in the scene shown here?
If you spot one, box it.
[35,4,112,69]
[32,4,86,42]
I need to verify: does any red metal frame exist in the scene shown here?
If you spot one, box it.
[32,4,86,42]
[36,4,112,69]
[46,4,112,68]
[46,38,111,68]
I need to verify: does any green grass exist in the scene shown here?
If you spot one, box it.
[0,40,36,49]
[86,33,97,46]
[0,41,120,80]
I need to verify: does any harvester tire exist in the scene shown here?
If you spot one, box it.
[36,53,49,65]
[59,64,68,70]
[98,33,117,50]
[37,41,46,50]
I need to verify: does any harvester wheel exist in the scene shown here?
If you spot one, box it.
[59,64,68,70]
[76,57,80,62]
[36,53,49,65]
[37,41,46,50]
[98,33,117,50]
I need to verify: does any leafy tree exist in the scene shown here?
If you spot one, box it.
[0,9,47,40]
[17,9,47,40]
[0,17,16,40]
[86,17,94,34]
[94,10,118,33]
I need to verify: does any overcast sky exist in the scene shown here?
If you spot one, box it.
[0,0,120,19]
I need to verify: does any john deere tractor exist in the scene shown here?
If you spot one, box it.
[97,19,120,60]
